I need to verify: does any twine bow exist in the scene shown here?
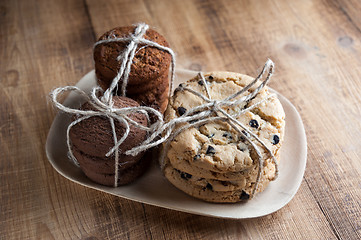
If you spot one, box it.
[156,59,278,196]
[50,23,279,194]
[94,23,176,102]
[50,23,175,187]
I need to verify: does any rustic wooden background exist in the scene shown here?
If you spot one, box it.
[1,0,361,239]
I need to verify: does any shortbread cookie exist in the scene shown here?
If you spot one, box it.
[162,71,285,202]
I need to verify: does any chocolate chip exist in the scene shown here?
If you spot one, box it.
[221,181,228,186]
[208,75,214,80]
[176,169,192,180]
[174,83,185,93]
[206,183,213,191]
[238,147,246,152]
[240,130,249,141]
[180,172,192,180]
[208,133,215,138]
[177,106,187,116]
[206,146,216,155]
[193,154,201,161]
[198,80,204,86]
[272,135,280,145]
[222,132,233,139]
[249,119,259,128]
[240,191,250,200]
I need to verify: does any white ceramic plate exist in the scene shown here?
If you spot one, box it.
[46,69,307,219]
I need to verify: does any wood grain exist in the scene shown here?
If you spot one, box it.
[1,0,360,239]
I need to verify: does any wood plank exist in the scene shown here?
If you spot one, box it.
[267,1,361,238]
[85,0,360,238]
[0,0,97,239]
[1,0,360,238]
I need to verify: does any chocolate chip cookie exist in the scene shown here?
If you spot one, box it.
[162,71,285,202]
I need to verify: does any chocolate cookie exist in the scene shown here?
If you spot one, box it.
[69,96,149,186]
[80,151,152,186]
[127,73,170,113]
[94,26,171,92]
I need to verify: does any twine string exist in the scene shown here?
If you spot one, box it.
[94,23,177,102]
[51,23,176,187]
[51,22,277,192]
[157,59,278,197]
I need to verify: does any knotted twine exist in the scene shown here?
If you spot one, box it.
[152,59,278,197]
[50,23,279,195]
[50,23,176,187]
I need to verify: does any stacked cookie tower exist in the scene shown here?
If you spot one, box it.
[162,71,285,202]
[68,25,172,186]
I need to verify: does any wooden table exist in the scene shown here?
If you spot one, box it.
[1,0,360,239]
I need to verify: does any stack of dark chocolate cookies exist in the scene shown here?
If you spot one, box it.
[69,26,172,186]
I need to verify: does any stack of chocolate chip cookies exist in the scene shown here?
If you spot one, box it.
[162,72,285,202]
[94,26,172,114]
